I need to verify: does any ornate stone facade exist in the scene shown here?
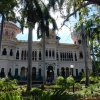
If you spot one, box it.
[0,22,92,82]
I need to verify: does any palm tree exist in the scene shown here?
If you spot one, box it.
[18,0,57,91]
[0,0,18,50]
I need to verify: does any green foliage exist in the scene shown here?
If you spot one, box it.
[0,78,21,100]
[66,75,75,86]
[81,76,100,84]
[56,76,66,87]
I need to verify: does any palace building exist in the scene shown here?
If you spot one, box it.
[0,22,92,82]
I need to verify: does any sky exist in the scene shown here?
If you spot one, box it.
[0,0,78,44]
[16,10,77,44]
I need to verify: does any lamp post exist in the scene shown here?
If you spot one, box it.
[70,65,74,76]
[70,65,74,93]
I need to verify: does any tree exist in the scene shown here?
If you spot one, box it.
[0,0,18,50]
[18,0,57,91]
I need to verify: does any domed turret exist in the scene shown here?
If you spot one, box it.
[0,21,21,40]
[71,30,82,45]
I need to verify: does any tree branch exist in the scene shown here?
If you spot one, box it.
[62,2,91,27]
[85,0,100,6]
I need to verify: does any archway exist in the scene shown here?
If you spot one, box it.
[32,67,36,80]
[66,67,69,77]
[61,67,65,77]
[20,67,26,78]
[47,66,54,82]
[0,68,5,77]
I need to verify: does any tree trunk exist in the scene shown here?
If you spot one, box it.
[0,13,5,51]
[42,32,46,84]
[81,24,89,86]
[90,40,96,74]
[27,27,33,91]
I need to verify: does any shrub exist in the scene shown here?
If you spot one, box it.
[56,76,66,87]
[66,75,75,86]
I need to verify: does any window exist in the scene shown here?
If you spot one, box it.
[32,51,34,60]
[57,68,59,76]
[24,50,27,60]
[0,68,5,77]
[81,69,84,73]
[46,50,48,57]
[8,68,12,77]
[16,50,19,59]
[10,49,13,56]
[75,53,77,61]
[61,67,65,77]
[52,50,55,58]
[49,50,51,57]
[21,51,24,60]
[2,48,7,55]
[76,69,78,76]
[38,68,41,77]
[71,53,73,61]
[15,68,18,77]
[63,52,64,61]
[66,67,69,77]
[32,67,36,80]
[78,40,81,44]
[79,52,83,59]
[35,51,37,61]
[39,51,41,60]
[60,52,62,61]
[56,52,59,60]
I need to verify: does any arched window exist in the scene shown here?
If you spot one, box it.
[49,50,51,57]
[70,53,73,61]
[67,53,68,61]
[38,68,41,77]
[15,68,18,77]
[20,67,26,77]
[61,67,65,77]
[81,69,84,73]
[56,52,59,60]
[35,51,37,60]
[46,50,48,57]
[8,68,12,77]
[39,51,41,60]
[57,68,59,76]
[65,52,67,61]
[79,52,83,59]
[32,67,36,80]
[10,49,13,56]
[75,53,77,61]
[69,53,71,61]
[2,48,7,55]
[52,50,55,58]
[78,40,81,44]
[16,50,19,59]
[66,67,69,77]
[21,50,24,60]
[32,51,34,60]
[24,50,26,60]
[76,69,78,76]
[0,68,5,77]
[60,52,62,61]
[63,52,64,61]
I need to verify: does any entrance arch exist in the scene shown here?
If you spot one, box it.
[20,67,26,77]
[32,67,36,80]
[47,66,54,82]
[61,67,65,77]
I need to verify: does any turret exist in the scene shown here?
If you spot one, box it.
[71,30,82,45]
[0,21,21,41]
